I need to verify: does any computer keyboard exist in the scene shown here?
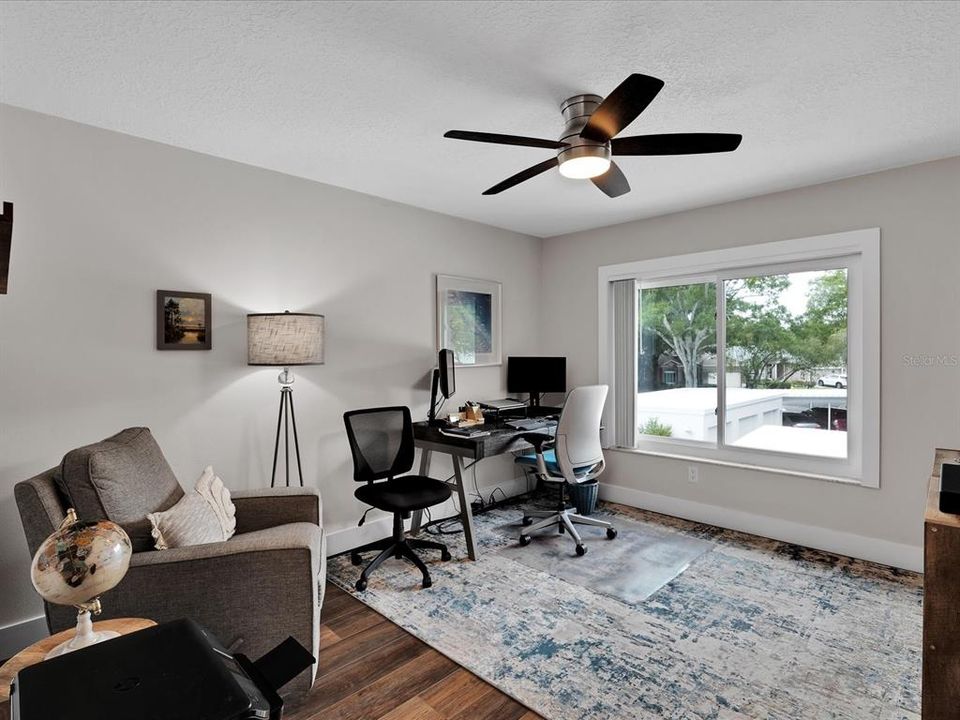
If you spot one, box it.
[505,418,556,431]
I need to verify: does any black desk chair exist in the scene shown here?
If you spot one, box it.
[344,406,453,591]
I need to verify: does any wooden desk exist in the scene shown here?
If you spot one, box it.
[0,617,155,719]
[923,447,960,720]
[411,416,558,560]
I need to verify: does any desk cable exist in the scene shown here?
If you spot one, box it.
[421,457,519,536]
[430,395,447,423]
[421,459,479,536]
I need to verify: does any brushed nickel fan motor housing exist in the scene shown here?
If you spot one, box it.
[557,94,610,166]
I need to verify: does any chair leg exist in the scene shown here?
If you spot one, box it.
[525,514,561,534]
[560,513,584,546]
[350,536,393,565]
[568,514,612,529]
[356,543,397,591]
[399,543,433,589]
[409,537,452,561]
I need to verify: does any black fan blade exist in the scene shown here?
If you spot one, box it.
[591,162,630,198]
[580,74,665,142]
[482,157,559,195]
[612,133,743,156]
[444,130,567,150]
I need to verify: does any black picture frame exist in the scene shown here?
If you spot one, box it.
[156,290,212,350]
[0,202,12,295]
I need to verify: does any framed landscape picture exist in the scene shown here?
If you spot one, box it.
[436,274,501,367]
[156,290,212,350]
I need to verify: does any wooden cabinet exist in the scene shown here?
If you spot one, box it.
[923,447,960,720]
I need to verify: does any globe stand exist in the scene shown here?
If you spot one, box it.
[45,599,118,659]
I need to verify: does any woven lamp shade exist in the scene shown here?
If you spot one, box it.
[247,312,325,366]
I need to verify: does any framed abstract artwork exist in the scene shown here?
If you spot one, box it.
[436,274,501,367]
[156,290,212,350]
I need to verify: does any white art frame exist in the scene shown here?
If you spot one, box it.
[436,274,502,367]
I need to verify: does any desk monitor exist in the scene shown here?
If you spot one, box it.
[438,348,455,398]
[507,356,566,406]
[429,349,456,425]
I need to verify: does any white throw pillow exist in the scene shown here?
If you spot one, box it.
[147,466,237,550]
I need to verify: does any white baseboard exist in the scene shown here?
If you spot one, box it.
[325,516,396,557]
[599,482,922,572]
[0,614,46,660]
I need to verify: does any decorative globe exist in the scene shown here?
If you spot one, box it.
[31,514,132,609]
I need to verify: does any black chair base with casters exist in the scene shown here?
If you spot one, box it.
[350,511,451,591]
[344,406,454,591]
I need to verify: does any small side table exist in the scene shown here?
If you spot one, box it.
[0,617,155,720]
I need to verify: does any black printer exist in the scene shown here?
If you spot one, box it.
[10,618,314,720]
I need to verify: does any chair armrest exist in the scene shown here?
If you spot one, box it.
[129,522,322,568]
[231,486,322,534]
[520,432,555,451]
[520,432,556,478]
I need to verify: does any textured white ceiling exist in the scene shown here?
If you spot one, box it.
[1,1,958,237]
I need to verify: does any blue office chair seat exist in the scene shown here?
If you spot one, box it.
[515,450,597,480]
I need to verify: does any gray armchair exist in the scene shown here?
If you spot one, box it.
[14,428,326,694]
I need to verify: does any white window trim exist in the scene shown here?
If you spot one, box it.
[598,228,880,488]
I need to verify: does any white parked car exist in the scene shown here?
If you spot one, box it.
[817,374,847,388]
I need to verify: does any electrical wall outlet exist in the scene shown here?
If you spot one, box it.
[687,465,699,483]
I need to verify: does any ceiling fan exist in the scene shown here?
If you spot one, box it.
[444,73,742,198]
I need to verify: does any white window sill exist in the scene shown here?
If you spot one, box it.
[605,445,873,489]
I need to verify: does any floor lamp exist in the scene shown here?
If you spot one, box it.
[247,311,325,487]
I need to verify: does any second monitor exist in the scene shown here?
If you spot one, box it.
[428,348,456,426]
[507,356,566,407]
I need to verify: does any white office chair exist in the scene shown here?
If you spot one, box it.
[515,384,616,556]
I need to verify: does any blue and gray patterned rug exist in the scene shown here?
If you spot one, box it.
[327,501,922,720]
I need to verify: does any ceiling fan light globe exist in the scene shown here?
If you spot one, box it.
[559,156,611,179]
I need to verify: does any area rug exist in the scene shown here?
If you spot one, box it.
[326,501,922,720]
[493,514,715,604]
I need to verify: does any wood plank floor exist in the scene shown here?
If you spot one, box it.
[284,582,544,720]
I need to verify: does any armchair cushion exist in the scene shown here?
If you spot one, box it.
[58,427,184,551]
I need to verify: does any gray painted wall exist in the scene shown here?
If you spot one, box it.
[539,156,960,551]
[0,104,542,630]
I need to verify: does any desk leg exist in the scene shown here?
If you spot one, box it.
[410,449,433,535]
[452,455,478,561]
